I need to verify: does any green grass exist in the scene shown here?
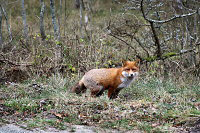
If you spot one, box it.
[0,73,199,132]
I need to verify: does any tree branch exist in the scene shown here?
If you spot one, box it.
[140,0,197,24]
[141,0,162,58]
[142,49,197,63]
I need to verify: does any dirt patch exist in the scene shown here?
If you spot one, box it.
[0,124,142,133]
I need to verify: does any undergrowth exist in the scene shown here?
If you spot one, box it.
[0,73,199,132]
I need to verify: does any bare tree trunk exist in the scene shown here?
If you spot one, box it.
[1,5,12,42]
[21,0,28,40]
[193,13,197,66]
[75,0,80,8]
[149,21,162,58]
[40,0,46,40]
[50,0,60,41]
[58,0,62,36]
[198,11,200,66]
[75,0,85,9]
[0,6,2,46]
[140,0,162,58]
[64,0,67,36]
[79,0,83,38]
[50,0,61,66]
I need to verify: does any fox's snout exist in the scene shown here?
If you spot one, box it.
[122,71,139,78]
[129,72,139,78]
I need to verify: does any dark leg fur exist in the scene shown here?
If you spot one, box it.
[71,82,87,94]
[109,88,122,99]
[95,87,105,97]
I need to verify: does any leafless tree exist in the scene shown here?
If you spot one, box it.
[21,0,28,40]
[75,0,85,9]
[108,0,200,76]
[50,0,62,66]
[40,0,46,40]
[0,5,2,46]
[64,0,67,36]
[58,0,62,36]
[0,4,12,42]
[79,0,84,38]
[50,0,60,41]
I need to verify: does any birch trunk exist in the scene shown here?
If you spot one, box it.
[1,5,12,42]
[58,0,62,36]
[50,0,61,66]
[50,0,60,41]
[64,0,67,36]
[21,0,28,40]
[40,0,46,40]
[0,6,2,46]
[79,0,83,38]
[193,13,197,66]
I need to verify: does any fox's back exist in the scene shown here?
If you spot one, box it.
[81,68,121,88]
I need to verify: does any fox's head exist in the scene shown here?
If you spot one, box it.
[122,60,139,79]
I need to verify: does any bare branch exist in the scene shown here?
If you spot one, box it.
[109,32,137,54]
[141,0,162,58]
[141,0,197,24]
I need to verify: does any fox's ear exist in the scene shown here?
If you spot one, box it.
[122,60,128,66]
[134,59,140,65]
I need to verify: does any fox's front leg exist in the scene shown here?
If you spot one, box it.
[108,88,122,99]
[108,87,115,99]
[110,89,121,99]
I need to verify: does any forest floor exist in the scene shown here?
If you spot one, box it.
[0,74,200,132]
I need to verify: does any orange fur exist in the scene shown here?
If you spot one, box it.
[71,60,139,99]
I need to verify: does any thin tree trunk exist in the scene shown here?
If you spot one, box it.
[64,0,67,36]
[193,13,197,66]
[140,0,162,58]
[58,0,62,36]
[149,21,162,58]
[1,5,12,42]
[50,0,61,66]
[21,0,28,40]
[50,0,60,41]
[198,11,200,66]
[75,0,80,8]
[79,0,83,38]
[0,6,2,46]
[75,0,85,9]
[40,0,46,40]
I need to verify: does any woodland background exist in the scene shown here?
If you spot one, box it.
[0,0,200,132]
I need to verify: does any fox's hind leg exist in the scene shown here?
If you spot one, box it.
[95,87,105,97]
[90,84,105,97]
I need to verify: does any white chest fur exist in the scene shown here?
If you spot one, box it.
[117,77,134,89]
[117,72,139,89]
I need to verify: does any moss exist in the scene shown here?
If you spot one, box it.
[162,52,177,58]
[144,52,177,62]
[145,56,158,62]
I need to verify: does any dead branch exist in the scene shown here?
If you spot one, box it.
[140,0,197,24]
[142,48,198,63]
[141,0,162,58]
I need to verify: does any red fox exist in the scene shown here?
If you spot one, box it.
[71,60,139,99]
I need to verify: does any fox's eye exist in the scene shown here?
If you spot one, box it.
[125,68,130,71]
